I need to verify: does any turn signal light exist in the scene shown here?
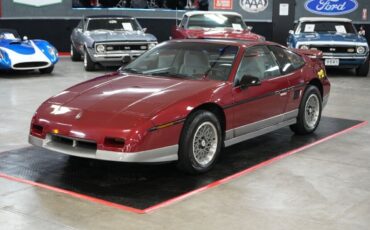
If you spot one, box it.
[104,137,125,148]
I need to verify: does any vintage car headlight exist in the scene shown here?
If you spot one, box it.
[0,51,4,59]
[356,46,366,54]
[148,42,157,50]
[96,44,105,53]
[299,45,309,50]
[47,46,58,57]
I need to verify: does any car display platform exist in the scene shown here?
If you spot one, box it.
[0,117,366,214]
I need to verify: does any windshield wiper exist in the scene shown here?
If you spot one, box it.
[121,68,142,74]
[149,71,190,79]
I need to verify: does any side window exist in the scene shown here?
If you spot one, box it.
[77,20,83,29]
[269,45,305,74]
[179,16,188,28]
[235,46,281,85]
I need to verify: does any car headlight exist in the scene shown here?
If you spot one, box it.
[299,45,309,50]
[96,44,105,53]
[356,46,366,54]
[0,51,3,60]
[47,46,58,57]
[148,42,157,50]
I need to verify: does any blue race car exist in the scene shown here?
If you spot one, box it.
[0,29,58,73]
[287,17,369,76]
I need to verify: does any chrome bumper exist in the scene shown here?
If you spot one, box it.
[29,135,178,163]
[91,51,145,62]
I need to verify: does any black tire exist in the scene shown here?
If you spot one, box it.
[177,110,222,174]
[71,44,82,61]
[83,48,95,71]
[290,85,322,135]
[39,65,54,74]
[356,59,369,77]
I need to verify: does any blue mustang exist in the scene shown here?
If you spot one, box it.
[287,17,369,76]
[0,29,58,73]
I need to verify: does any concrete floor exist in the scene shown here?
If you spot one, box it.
[0,57,370,229]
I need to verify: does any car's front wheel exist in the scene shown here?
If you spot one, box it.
[84,49,95,71]
[39,65,54,74]
[177,110,222,174]
[356,59,369,77]
[290,85,322,135]
[71,44,82,61]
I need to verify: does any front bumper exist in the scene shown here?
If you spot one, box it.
[91,50,146,63]
[322,54,368,68]
[29,134,178,163]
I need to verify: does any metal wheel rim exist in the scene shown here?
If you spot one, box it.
[304,94,320,129]
[192,121,218,167]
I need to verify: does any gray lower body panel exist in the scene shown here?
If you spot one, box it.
[29,135,178,163]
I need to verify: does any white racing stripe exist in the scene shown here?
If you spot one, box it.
[0,40,52,70]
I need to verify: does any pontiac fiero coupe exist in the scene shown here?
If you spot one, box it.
[171,11,264,41]
[29,40,330,173]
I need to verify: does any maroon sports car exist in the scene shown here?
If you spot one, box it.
[171,11,264,41]
[29,39,330,173]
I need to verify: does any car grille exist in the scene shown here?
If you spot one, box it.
[310,46,356,54]
[106,44,148,51]
[50,134,97,152]
[13,62,49,68]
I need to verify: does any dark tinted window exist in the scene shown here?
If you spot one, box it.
[187,14,246,30]
[269,46,305,74]
[299,21,356,34]
[235,46,281,85]
[123,42,239,81]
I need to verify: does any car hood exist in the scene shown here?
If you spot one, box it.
[84,30,157,42]
[0,39,36,55]
[294,33,367,44]
[44,73,222,121]
[184,29,264,41]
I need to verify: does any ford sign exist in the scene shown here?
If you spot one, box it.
[305,0,358,15]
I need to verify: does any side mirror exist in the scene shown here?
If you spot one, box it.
[289,30,294,35]
[122,55,132,64]
[247,26,253,31]
[142,28,147,33]
[239,75,261,90]
[23,36,28,41]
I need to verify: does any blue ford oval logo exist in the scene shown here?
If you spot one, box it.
[305,0,358,15]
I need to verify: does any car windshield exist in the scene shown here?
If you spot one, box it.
[187,14,247,30]
[87,18,141,31]
[0,30,20,39]
[121,42,239,81]
[299,21,356,34]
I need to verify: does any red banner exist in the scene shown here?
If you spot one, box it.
[213,0,233,10]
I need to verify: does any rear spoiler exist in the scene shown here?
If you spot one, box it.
[290,48,323,59]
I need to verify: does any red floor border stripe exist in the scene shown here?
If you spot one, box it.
[0,120,367,214]
[58,52,70,57]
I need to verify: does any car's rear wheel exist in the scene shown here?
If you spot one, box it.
[39,65,54,74]
[356,59,369,77]
[84,48,95,71]
[290,85,322,135]
[177,110,222,174]
[71,44,82,61]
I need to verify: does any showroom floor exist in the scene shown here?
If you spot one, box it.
[0,57,370,230]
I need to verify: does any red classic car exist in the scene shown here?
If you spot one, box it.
[29,39,330,173]
[171,11,264,41]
